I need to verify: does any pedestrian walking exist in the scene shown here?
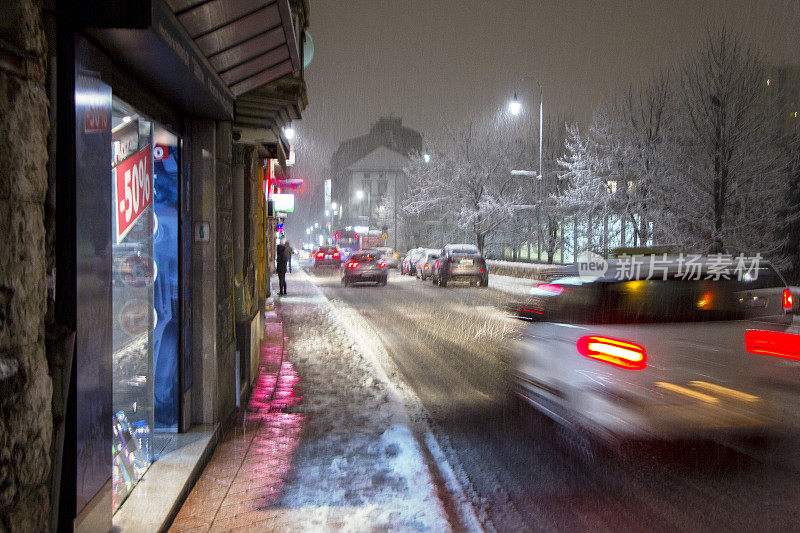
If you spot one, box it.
[276,241,288,295]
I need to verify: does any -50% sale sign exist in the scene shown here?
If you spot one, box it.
[114,145,152,243]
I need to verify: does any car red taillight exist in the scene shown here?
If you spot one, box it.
[316,252,324,258]
[537,283,564,295]
[346,261,359,269]
[783,289,793,311]
[379,261,386,268]
[745,330,800,361]
[577,336,647,370]
[333,252,340,258]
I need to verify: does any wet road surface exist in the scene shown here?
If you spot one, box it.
[307,266,800,532]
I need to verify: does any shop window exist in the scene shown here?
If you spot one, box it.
[110,99,183,511]
[111,97,154,510]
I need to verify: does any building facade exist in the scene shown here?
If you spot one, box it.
[0,1,310,531]
[330,117,422,251]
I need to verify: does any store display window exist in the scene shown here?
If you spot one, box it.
[110,97,155,510]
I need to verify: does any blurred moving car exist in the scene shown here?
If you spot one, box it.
[342,250,388,286]
[375,246,400,268]
[508,257,798,446]
[314,245,341,268]
[416,249,440,281]
[432,244,488,287]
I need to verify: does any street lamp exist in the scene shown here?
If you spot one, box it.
[283,125,295,140]
[423,153,431,164]
[509,79,545,260]
[508,82,543,181]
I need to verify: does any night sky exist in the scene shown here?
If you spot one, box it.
[288,0,800,242]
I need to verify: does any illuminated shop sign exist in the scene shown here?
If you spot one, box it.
[272,193,295,212]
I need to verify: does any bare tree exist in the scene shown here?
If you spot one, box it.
[667,27,787,254]
[617,74,674,246]
[403,118,531,253]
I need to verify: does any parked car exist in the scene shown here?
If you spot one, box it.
[416,249,440,281]
[314,245,341,268]
[342,250,388,286]
[432,244,488,287]
[507,257,798,448]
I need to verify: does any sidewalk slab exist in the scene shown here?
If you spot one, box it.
[113,425,219,532]
[169,270,449,532]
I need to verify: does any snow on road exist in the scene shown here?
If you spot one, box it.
[272,271,454,531]
[312,274,487,532]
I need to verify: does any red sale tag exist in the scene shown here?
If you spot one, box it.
[113,146,152,243]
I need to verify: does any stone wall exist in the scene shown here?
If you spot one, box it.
[0,1,52,530]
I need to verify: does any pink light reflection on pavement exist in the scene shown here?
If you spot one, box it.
[170,322,307,532]
[240,333,304,509]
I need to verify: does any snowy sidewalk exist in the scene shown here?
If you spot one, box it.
[169,271,449,532]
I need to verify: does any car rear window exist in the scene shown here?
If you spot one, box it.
[351,252,379,261]
[542,267,787,324]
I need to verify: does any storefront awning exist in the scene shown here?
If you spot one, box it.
[169,0,302,97]
[82,0,304,121]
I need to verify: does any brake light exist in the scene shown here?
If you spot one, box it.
[479,268,484,273]
[783,289,793,311]
[379,261,386,268]
[745,330,800,361]
[333,252,340,258]
[425,264,430,269]
[536,283,564,295]
[316,252,324,258]
[346,261,359,269]
[577,336,647,370]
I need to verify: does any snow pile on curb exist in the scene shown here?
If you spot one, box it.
[317,282,486,532]
[272,274,452,531]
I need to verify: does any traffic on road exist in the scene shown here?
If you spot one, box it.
[301,250,800,531]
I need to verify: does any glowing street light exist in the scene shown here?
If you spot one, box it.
[423,153,431,163]
[508,82,543,181]
[355,190,364,200]
[508,92,522,116]
[283,126,295,140]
